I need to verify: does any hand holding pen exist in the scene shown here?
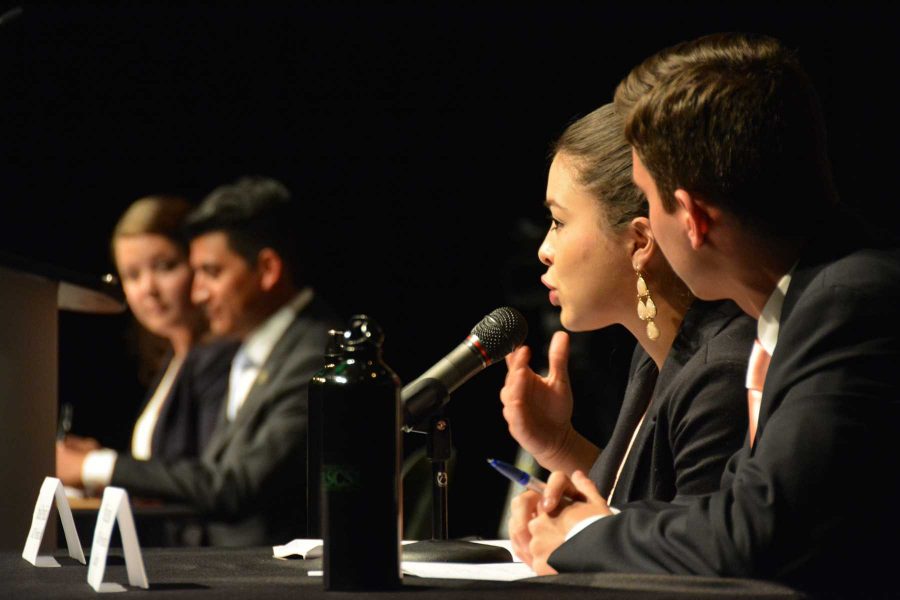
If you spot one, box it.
[487,458,578,509]
[490,458,614,572]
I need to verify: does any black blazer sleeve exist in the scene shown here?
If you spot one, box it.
[549,249,900,594]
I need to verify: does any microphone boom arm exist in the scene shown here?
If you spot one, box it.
[402,378,450,433]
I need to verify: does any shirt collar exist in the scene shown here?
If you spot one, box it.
[757,273,792,356]
[240,288,314,368]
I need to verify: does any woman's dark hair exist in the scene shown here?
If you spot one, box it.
[552,103,647,230]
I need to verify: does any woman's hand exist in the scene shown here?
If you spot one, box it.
[528,470,613,575]
[508,489,542,565]
[501,331,596,472]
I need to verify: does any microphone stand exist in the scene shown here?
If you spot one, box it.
[402,380,511,563]
[428,413,451,540]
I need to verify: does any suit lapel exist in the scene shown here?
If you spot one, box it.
[608,300,739,501]
[752,249,829,447]
[202,395,232,460]
[610,332,688,504]
[593,353,657,500]
[203,313,308,460]
[608,402,657,505]
[141,352,174,456]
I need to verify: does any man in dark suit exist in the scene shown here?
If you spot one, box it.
[59,177,340,546]
[511,33,900,596]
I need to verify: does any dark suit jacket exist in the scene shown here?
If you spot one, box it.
[550,240,900,597]
[112,295,340,546]
[143,338,239,462]
[591,300,754,506]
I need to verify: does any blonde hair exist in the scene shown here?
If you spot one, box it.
[112,195,195,383]
[111,195,193,256]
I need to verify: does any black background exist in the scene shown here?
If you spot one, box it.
[1,2,897,539]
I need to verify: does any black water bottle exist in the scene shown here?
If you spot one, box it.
[321,315,402,590]
[307,328,345,538]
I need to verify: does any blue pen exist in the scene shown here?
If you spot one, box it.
[487,458,575,503]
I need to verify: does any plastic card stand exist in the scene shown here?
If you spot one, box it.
[22,476,86,567]
[86,487,149,592]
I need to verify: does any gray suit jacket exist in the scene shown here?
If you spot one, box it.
[112,295,340,546]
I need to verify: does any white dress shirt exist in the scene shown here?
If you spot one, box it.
[755,272,791,357]
[131,355,184,460]
[225,288,313,421]
[83,356,185,490]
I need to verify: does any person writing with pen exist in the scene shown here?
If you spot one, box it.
[57,196,237,481]
[58,177,341,546]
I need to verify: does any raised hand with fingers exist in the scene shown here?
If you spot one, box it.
[500,331,599,473]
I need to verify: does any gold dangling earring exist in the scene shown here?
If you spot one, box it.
[635,269,660,341]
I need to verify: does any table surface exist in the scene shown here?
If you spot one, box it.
[1,546,808,599]
[67,495,195,513]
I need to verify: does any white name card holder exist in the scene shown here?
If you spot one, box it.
[22,476,86,567]
[86,487,149,592]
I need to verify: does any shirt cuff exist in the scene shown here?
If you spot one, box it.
[82,448,118,491]
[564,506,621,542]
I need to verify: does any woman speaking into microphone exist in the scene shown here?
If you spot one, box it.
[499,103,755,564]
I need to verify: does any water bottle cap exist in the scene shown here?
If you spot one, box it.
[342,315,384,351]
[325,329,345,358]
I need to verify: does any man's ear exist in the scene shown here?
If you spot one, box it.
[674,189,712,250]
[256,248,284,291]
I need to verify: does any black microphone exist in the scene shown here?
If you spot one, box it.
[401,306,527,429]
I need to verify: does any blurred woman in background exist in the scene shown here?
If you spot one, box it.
[58,196,237,489]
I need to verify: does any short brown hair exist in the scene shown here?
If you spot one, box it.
[553,103,646,230]
[620,33,837,238]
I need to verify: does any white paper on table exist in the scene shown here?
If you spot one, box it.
[401,561,537,581]
[469,539,521,562]
[273,538,431,559]
[86,487,149,592]
[274,538,527,581]
[272,539,324,559]
[22,476,86,567]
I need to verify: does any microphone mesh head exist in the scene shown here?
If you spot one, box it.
[470,306,528,362]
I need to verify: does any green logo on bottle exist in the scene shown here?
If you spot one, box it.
[323,465,362,491]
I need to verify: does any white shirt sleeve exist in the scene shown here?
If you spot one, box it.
[81,448,118,491]
[564,506,621,541]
